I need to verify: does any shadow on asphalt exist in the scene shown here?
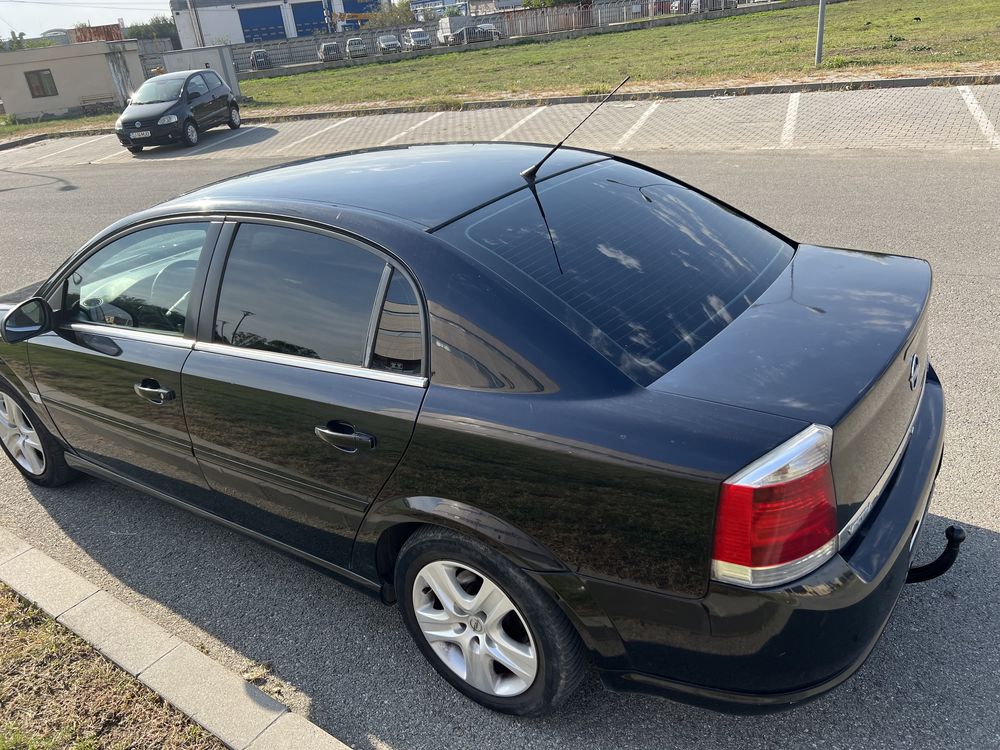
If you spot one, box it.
[13,468,998,750]
[126,126,280,160]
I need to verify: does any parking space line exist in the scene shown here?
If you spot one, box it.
[276,117,355,153]
[90,145,131,164]
[379,112,444,146]
[780,92,801,148]
[12,134,112,169]
[614,101,661,150]
[958,86,1000,148]
[492,107,545,141]
[179,125,259,157]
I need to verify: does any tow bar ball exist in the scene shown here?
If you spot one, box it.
[907,525,966,584]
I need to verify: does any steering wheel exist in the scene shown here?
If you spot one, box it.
[150,260,198,314]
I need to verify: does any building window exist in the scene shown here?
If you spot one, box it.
[25,69,58,98]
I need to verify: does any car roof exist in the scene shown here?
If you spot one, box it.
[153,70,203,80]
[169,143,609,229]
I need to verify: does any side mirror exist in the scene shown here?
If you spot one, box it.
[125,97,131,106]
[1,298,54,345]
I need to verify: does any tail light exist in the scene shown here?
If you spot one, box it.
[711,425,838,588]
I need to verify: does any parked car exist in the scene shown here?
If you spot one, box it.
[318,41,343,61]
[437,15,473,45]
[476,22,503,40]
[113,69,240,154]
[249,48,272,70]
[0,143,959,717]
[376,34,402,54]
[689,0,738,10]
[401,28,432,50]
[346,37,368,58]
[448,25,494,45]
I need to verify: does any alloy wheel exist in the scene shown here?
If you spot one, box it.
[412,560,538,697]
[230,108,241,127]
[186,123,198,145]
[0,394,46,475]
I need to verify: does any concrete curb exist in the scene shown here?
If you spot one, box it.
[0,525,349,750]
[236,73,1000,123]
[3,73,998,149]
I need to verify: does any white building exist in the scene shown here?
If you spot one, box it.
[170,0,379,48]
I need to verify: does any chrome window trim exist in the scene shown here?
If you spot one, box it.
[837,370,927,549]
[216,215,430,379]
[193,341,428,388]
[68,322,194,349]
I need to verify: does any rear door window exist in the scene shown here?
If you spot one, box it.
[213,223,387,365]
[436,160,793,384]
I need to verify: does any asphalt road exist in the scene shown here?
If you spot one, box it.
[1,149,999,750]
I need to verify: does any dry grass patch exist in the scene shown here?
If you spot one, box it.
[0,585,224,750]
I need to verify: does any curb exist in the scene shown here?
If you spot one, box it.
[3,73,998,149]
[235,73,1000,123]
[0,525,349,750]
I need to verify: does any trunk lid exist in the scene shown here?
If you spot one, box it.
[651,245,931,526]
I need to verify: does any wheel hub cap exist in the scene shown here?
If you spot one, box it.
[0,395,45,476]
[413,560,538,697]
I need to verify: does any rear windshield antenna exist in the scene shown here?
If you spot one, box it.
[521,75,630,183]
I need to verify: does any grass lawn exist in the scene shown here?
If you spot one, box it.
[0,585,223,750]
[241,0,1000,111]
[0,115,115,145]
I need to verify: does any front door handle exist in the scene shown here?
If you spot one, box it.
[315,422,376,453]
[134,379,175,405]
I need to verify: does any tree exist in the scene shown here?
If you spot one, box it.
[125,15,181,49]
[445,5,462,16]
[368,0,417,28]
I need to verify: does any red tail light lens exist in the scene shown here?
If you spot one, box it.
[711,425,838,588]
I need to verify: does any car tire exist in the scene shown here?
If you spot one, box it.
[395,525,586,716]
[227,105,241,130]
[181,120,199,147]
[127,146,143,154]
[0,380,78,488]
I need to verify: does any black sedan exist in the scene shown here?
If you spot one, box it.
[115,69,240,154]
[0,144,959,716]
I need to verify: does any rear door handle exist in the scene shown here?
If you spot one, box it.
[134,379,175,405]
[315,422,376,453]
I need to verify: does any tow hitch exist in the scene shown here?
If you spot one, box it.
[906,525,966,583]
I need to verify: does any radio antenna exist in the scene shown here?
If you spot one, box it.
[521,75,630,183]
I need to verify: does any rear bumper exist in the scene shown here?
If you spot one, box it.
[593,366,945,712]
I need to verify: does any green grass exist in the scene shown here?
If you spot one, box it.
[240,0,1000,111]
[0,114,115,143]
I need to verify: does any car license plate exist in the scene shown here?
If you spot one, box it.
[130,130,151,139]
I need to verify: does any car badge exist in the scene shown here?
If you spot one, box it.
[909,354,920,390]
[135,121,141,128]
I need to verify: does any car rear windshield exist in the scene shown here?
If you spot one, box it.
[436,160,793,385]
[131,77,183,104]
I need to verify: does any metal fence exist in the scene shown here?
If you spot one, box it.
[227,0,777,75]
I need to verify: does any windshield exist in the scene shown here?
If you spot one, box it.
[130,77,184,105]
[410,31,427,38]
[379,35,396,42]
[436,160,793,385]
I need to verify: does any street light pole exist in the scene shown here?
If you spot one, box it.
[815,0,827,66]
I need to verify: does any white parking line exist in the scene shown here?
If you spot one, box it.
[90,144,131,164]
[780,92,801,148]
[276,117,355,153]
[379,112,444,146]
[958,86,1000,148]
[614,101,661,150]
[12,134,112,169]
[176,124,259,157]
[492,106,545,141]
